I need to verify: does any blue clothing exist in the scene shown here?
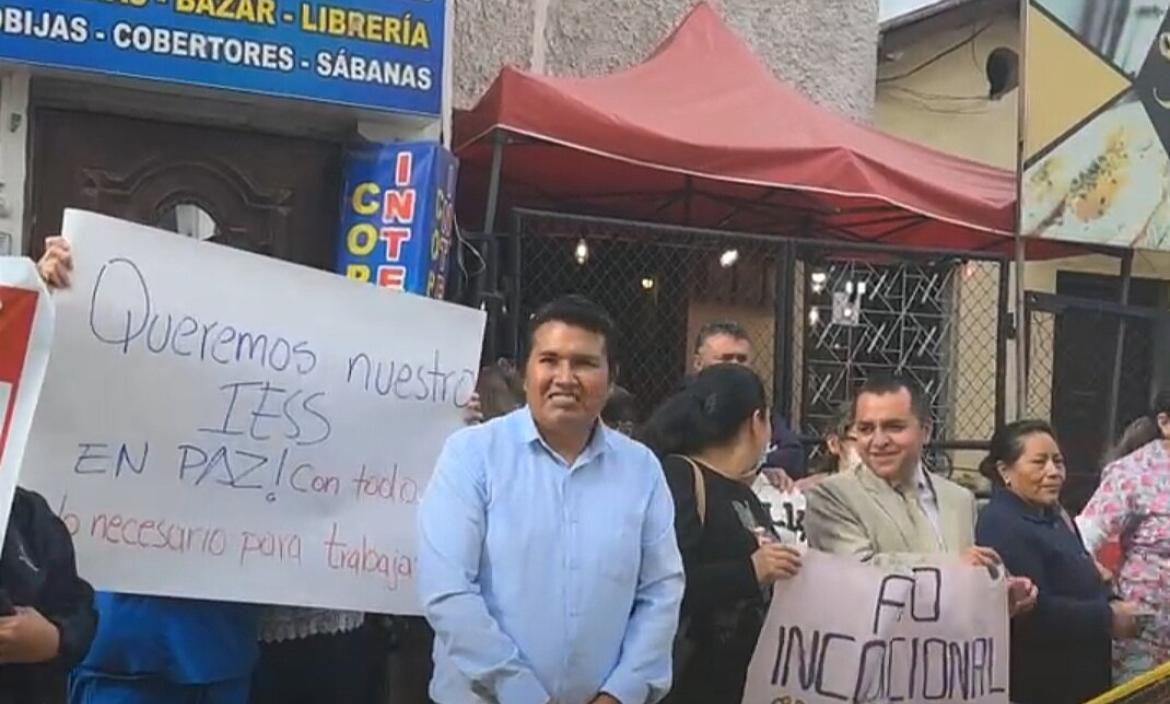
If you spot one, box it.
[75,593,260,685]
[70,672,249,704]
[975,488,1112,704]
[418,408,685,704]
[766,416,807,478]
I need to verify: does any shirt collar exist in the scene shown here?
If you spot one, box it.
[886,462,926,492]
[513,406,613,466]
[992,485,1058,524]
[912,463,931,493]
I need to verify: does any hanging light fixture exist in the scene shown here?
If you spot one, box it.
[811,271,828,294]
[574,238,589,265]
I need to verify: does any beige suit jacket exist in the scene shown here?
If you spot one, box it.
[805,465,976,567]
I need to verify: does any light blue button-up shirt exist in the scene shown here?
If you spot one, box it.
[418,408,684,704]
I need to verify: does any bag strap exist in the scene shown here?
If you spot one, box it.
[674,455,707,527]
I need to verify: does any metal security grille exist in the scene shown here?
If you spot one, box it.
[466,209,1010,470]
[797,257,1005,476]
[1025,291,1169,511]
[511,214,788,422]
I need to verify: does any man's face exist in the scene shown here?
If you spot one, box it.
[525,321,611,435]
[852,389,927,483]
[693,333,752,371]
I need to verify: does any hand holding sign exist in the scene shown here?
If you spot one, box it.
[962,545,1003,569]
[751,543,802,585]
[37,237,72,289]
[1007,576,1038,617]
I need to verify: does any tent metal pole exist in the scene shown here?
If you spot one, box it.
[1014,234,1027,421]
[995,257,1010,427]
[1105,250,1134,444]
[483,130,506,232]
[774,239,796,424]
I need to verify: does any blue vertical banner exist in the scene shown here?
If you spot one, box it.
[336,142,458,298]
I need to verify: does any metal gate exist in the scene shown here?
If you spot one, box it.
[457,209,1011,476]
[1025,291,1170,511]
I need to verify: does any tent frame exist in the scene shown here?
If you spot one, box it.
[474,127,1017,430]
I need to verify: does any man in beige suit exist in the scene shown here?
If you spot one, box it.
[806,375,1037,614]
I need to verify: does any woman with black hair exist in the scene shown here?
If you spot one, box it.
[1078,388,1170,685]
[641,364,802,704]
[975,420,1139,704]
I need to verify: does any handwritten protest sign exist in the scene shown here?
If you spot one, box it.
[743,551,1009,704]
[19,210,485,614]
[0,258,54,546]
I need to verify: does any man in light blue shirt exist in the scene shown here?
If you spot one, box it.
[418,295,684,704]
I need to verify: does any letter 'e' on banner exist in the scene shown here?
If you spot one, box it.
[0,258,54,546]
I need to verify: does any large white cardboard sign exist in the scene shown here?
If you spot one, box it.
[0,258,54,546]
[20,210,485,614]
[742,551,1010,704]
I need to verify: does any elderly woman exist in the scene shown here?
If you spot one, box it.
[976,420,1141,704]
[1077,389,1170,685]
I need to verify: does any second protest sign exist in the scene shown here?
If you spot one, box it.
[742,551,1010,704]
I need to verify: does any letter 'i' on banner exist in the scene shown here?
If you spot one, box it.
[0,258,55,546]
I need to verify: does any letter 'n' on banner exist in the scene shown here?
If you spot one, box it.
[0,258,55,545]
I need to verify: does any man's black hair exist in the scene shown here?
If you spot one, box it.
[693,320,750,353]
[526,295,618,370]
[853,373,932,425]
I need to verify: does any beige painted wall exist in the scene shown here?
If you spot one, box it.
[876,12,1019,171]
[876,12,1014,479]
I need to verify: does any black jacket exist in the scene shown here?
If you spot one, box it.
[661,456,775,704]
[0,488,97,704]
[975,488,1112,704]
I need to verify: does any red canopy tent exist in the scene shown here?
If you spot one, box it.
[455,2,1038,254]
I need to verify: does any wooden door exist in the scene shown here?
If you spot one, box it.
[28,108,341,267]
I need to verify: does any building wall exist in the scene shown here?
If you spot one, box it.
[0,65,438,257]
[875,5,1170,482]
[453,0,880,121]
[875,10,1019,170]
[0,69,29,257]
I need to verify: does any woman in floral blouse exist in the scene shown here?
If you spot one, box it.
[1077,389,1170,684]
